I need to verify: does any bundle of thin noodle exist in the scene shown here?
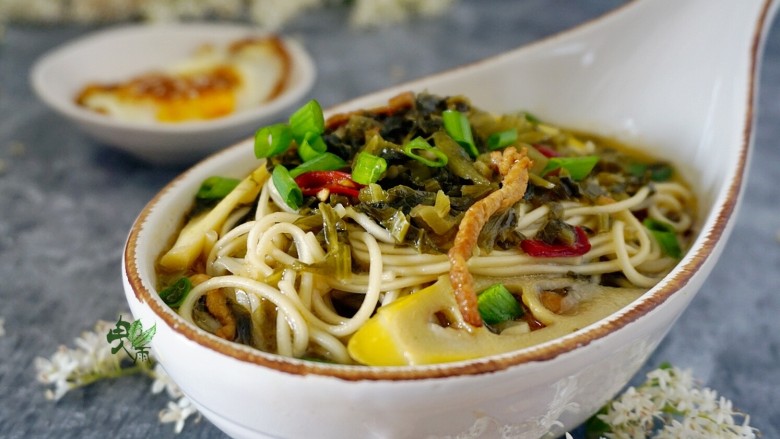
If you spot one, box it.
[155,92,695,366]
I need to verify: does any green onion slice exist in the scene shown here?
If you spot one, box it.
[487,129,518,150]
[629,162,674,182]
[477,283,523,325]
[289,99,325,142]
[523,111,541,124]
[441,110,478,157]
[643,218,682,258]
[351,152,387,185]
[254,123,293,158]
[298,133,328,162]
[649,164,673,182]
[403,137,448,167]
[541,155,600,181]
[159,277,192,307]
[272,165,303,210]
[196,176,241,200]
[289,152,346,178]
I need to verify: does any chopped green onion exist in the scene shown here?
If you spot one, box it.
[486,129,518,150]
[159,277,192,307]
[196,176,241,200]
[298,133,328,162]
[523,111,541,124]
[627,163,646,178]
[629,162,674,182]
[272,165,303,210]
[441,110,478,157]
[477,283,523,325]
[403,137,448,167]
[643,218,682,258]
[289,152,346,178]
[289,99,325,142]
[351,152,387,185]
[649,164,673,181]
[254,123,293,158]
[541,155,600,180]
[626,163,647,178]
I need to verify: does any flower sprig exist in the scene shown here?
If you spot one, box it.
[34,318,200,434]
[34,319,149,400]
[584,363,758,439]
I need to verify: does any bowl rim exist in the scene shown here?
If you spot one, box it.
[123,2,770,381]
[29,22,316,135]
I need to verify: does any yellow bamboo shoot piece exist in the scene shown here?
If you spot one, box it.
[347,276,642,366]
[159,165,269,271]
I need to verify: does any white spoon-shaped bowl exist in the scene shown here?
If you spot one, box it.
[123,0,778,437]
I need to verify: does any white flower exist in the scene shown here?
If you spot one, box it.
[140,0,244,22]
[159,395,200,434]
[596,365,758,439]
[75,320,124,372]
[0,0,65,23]
[248,0,323,31]
[68,0,138,23]
[414,0,454,16]
[152,365,202,434]
[350,0,409,28]
[34,317,153,400]
[36,315,201,434]
[0,0,456,29]
[151,363,184,399]
[349,0,454,28]
[34,346,80,400]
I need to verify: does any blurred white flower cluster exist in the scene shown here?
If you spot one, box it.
[0,0,454,30]
[34,318,199,434]
[591,364,757,439]
[34,319,134,401]
[151,363,201,434]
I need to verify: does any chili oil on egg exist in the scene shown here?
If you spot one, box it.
[75,36,291,123]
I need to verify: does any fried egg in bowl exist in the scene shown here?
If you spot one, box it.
[31,24,315,164]
[75,36,291,124]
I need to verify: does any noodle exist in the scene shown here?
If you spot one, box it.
[156,92,695,365]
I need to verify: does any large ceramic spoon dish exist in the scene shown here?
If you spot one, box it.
[122,0,779,437]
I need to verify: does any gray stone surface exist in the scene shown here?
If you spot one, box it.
[0,1,778,438]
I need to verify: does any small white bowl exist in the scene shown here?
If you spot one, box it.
[30,23,316,165]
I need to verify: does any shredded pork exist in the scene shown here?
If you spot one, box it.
[205,289,237,340]
[447,147,532,326]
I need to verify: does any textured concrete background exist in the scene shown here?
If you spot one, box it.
[0,1,778,438]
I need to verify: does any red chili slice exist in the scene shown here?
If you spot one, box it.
[535,144,560,158]
[520,226,591,257]
[294,171,363,198]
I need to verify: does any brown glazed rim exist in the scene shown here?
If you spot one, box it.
[124,1,773,381]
